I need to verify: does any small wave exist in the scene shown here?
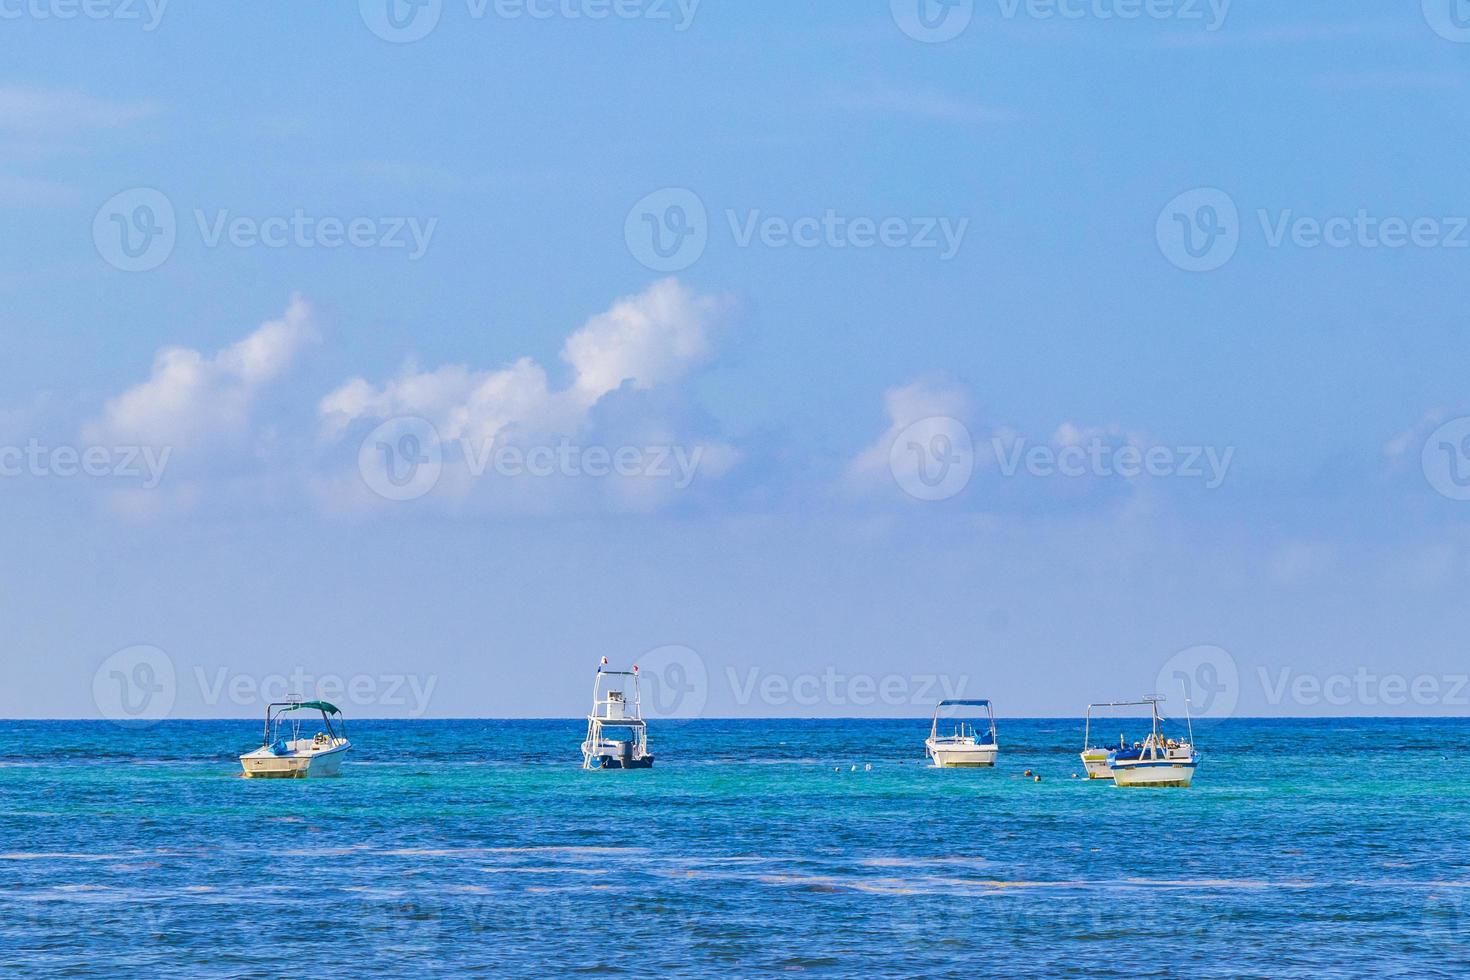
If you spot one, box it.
[859,856,990,869]
[0,853,124,862]
[480,867,608,876]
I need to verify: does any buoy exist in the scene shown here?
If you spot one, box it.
[1071,773,1079,779]
[1033,775,1041,783]
[850,765,857,772]
[1024,769,1033,777]
[864,763,872,772]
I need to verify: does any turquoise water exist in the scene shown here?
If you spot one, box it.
[3,719,1468,976]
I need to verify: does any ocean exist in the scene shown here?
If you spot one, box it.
[2,718,1467,977]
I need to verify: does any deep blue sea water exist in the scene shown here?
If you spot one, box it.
[3,718,1469,977]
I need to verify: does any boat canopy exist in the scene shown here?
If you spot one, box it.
[937,699,991,708]
[281,700,341,715]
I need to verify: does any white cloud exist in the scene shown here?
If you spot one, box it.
[0,86,160,210]
[564,278,721,401]
[849,380,1178,506]
[85,295,317,450]
[848,379,975,485]
[315,279,735,513]
[0,172,78,205]
[1384,408,1447,463]
[320,278,724,446]
[0,86,159,134]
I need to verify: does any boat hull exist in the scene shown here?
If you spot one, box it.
[927,741,998,768]
[586,754,654,770]
[1110,759,1197,788]
[1080,749,1113,780]
[240,742,349,779]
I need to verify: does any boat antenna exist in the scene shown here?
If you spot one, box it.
[1180,680,1196,745]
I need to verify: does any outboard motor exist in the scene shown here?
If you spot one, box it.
[619,740,634,766]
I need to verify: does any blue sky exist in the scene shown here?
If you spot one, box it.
[4,1,1470,720]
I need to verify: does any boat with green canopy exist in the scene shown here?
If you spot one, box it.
[239,699,351,778]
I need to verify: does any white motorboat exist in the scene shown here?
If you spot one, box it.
[240,700,350,779]
[1080,700,1147,780]
[1105,695,1199,788]
[581,659,654,770]
[925,699,999,768]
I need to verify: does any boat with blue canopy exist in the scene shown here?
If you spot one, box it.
[925,699,999,768]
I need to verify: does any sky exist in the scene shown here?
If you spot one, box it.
[3,1,1470,721]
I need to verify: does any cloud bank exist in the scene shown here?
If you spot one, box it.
[85,294,317,451]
